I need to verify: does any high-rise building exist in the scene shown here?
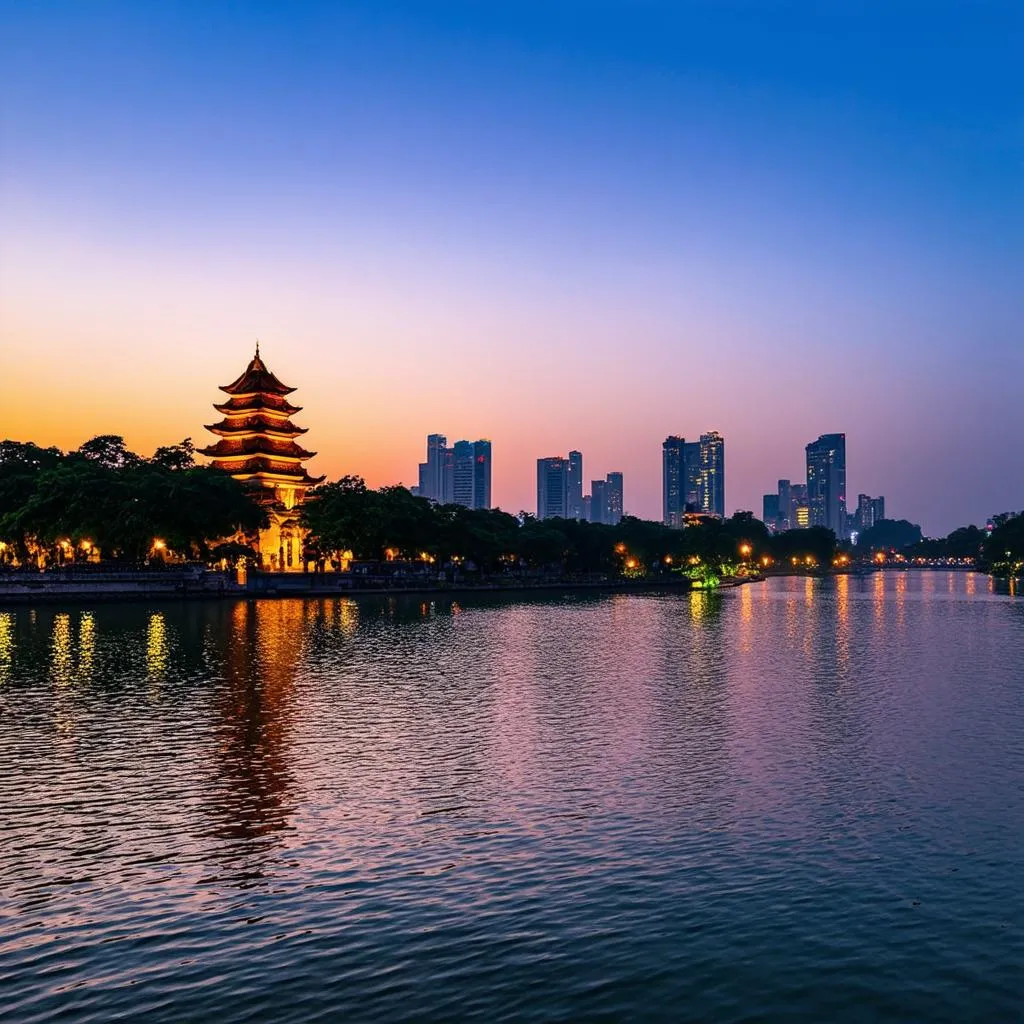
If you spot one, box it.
[472,440,492,511]
[605,472,624,525]
[762,493,781,532]
[585,473,623,525]
[419,433,488,507]
[698,431,725,518]
[590,479,608,524]
[567,450,584,520]
[418,433,449,503]
[452,440,475,507]
[683,441,702,511]
[537,457,569,519]
[663,436,686,526]
[806,433,847,537]
[857,494,885,532]
[777,479,792,531]
[790,483,808,528]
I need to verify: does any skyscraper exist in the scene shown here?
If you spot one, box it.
[662,436,685,526]
[452,440,475,507]
[537,457,569,519]
[683,441,702,511]
[590,479,608,524]
[857,493,885,532]
[418,433,449,503]
[762,493,781,532]
[472,440,492,510]
[419,433,488,507]
[605,472,624,525]
[777,479,792,530]
[806,433,847,537]
[698,431,725,518]
[567,450,584,520]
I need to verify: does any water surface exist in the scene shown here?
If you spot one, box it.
[1,573,1021,1021]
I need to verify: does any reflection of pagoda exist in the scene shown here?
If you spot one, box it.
[200,345,323,570]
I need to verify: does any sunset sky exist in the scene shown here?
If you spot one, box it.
[1,1,1021,535]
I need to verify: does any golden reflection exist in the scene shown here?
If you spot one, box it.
[0,612,12,685]
[835,573,850,674]
[689,589,705,621]
[146,612,169,681]
[874,571,885,623]
[894,572,907,629]
[51,613,74,687]
[740,582,753,623]
[78,612,95,682]
[965,572,976,595]
[206,599,306,870]
[337,598,359,637]
[804,575,814,609]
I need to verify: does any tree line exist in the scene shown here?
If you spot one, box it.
[5,433,1017,578]
[0,437,265,565]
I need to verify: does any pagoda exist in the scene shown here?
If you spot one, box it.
[200,345,323,570]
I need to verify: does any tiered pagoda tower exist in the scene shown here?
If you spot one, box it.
[200,346,323,570]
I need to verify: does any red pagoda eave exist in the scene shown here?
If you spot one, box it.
[213,400,302,417]
[199,449,315,463]
[204,423,308,438]
[233,469,325,485]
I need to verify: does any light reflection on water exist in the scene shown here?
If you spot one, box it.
[0,573,1020,1023]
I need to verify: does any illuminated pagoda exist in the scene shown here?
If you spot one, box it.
[200,344,323,570]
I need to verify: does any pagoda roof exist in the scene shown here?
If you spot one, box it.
[198,437,317,460]
[219,347,296,397]
[213,395,303,416]
[204,418,308,438]
[232,464,325,486]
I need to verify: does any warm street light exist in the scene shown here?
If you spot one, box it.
[739,543,752,558]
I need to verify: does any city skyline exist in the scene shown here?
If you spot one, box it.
[2,3,1021,535]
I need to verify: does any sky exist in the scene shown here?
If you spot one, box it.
[1,0,1021,535]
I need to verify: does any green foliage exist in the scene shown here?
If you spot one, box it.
[982,513,1024,577]
[856,518,923,551]
[0,435,266,562]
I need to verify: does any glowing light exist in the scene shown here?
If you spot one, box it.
[739,543,752,558]
[663,555,673,564]
[625,558,638,569]
[614,542,627,554]
[152,539,166,551]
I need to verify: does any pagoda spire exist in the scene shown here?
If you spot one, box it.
[199,347,323,505]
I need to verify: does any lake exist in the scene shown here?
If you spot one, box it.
[0,573,1021,1022]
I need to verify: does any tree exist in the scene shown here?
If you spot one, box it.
[856,519,923,551]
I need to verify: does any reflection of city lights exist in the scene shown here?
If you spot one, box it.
[0,612,12,684]
[146,612,169,678]
[51,614,74,687]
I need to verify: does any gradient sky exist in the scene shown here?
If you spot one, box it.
[1,1,1021,534]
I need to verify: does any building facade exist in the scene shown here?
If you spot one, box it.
[806,434,847,536]
[537,457,569,519]
[806,433,847,537]
[567,450,584,520]
[663,436,685,526]
[857,493,885,532]
[199,346,323,571]
[419,434,490,509]
[698,431,725,518]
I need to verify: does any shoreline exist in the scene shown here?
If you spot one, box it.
[0,574,706,606]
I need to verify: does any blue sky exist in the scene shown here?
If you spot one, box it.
[1,1,1021,532]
